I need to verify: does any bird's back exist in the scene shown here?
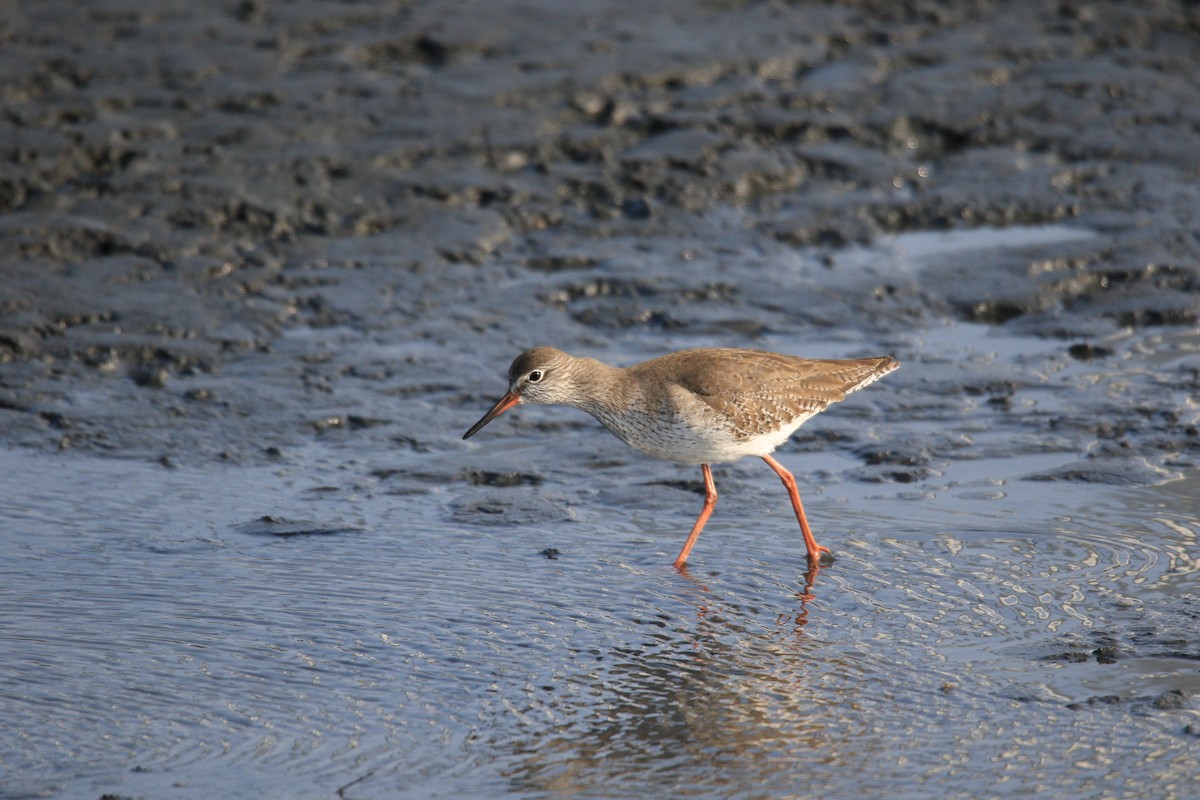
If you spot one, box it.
[621,348,897,459]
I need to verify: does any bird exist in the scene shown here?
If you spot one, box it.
[463,346,898,570]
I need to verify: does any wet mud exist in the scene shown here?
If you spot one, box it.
[2,0,1198,470]
[2,1,1199,798]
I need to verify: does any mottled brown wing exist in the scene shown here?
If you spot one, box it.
[661,348,897,440]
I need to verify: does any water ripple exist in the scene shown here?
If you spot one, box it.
[3,448,1198,798]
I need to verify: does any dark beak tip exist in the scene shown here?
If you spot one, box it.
[462,418,489,440]
[462,391,520,441]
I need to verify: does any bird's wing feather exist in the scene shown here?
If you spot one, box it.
[651,349,896,439]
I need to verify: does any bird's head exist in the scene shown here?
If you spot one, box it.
[462,347,575,439]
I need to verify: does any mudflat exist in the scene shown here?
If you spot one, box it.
[2,2,1198,798]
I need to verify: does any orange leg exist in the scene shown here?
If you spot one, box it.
[762,454,831,564]
[673,464,716,570]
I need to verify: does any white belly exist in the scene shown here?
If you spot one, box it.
[589,404,815,465]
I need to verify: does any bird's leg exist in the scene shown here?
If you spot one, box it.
[761,454,831,564]
[673,463,717,570]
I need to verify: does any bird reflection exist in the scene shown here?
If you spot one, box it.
[780,561,820,633]
[677,560,821,635]
[496,563,865,797]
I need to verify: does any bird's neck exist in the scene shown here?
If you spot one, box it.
[565,357,634,419]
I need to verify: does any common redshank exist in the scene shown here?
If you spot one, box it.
[463,346,898,569]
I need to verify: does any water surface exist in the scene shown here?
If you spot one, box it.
[2,437,1196,799]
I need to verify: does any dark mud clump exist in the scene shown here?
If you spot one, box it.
[234,515,365,538]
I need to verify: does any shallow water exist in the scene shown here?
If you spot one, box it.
[2,430,1197,799]
[5,1,1200,796]
[4,216,1200,799]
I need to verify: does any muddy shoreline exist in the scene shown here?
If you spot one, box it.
[2,0,1198,473]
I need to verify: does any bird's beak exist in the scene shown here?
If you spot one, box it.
[463,391,521,439]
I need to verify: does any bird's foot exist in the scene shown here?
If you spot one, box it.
[808,545,834,567]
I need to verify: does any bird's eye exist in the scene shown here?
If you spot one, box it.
[528,370,544,383]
